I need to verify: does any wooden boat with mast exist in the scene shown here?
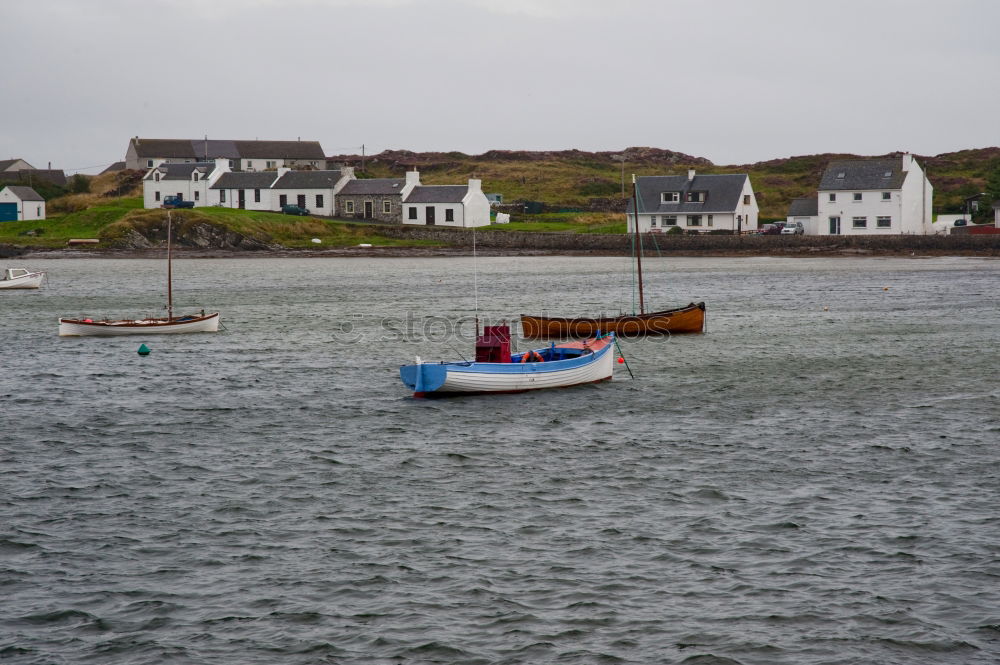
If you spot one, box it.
[521,175,705,338]
[58,213,219,336]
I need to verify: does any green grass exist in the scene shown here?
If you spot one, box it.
[0,197,144,247]
[485,212,626,234]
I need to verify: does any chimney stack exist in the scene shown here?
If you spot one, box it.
[688,169,696,181]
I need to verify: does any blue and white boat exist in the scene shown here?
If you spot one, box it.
[400,324,616,398]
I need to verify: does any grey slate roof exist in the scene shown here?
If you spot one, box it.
[2,185,43,201]
[405,185,468,204]
[788,196,819,217]
[0,169,67,187]
[627,173,749,214]
[338,178,406,196]
[101,161,126,174]
[0,159,23,172]
[211,172,280,189]
[130,138,325,160]
[818,157,907,191]
[144,162,216,181]
[271,170,345,189]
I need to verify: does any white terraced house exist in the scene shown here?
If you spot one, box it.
[402,179,491,227]
[792,153,933,235]
[142,159,230,208]
[627,170,759,233]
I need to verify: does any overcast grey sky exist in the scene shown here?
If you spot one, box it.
[2,0,998,173]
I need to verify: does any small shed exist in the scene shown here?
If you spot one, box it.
[0,185,45,221]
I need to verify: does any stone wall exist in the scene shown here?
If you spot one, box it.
[372,226,1000,255]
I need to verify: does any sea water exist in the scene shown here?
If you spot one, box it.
[2,255,999,664]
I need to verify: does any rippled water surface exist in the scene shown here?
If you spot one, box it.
[2,255,999,665]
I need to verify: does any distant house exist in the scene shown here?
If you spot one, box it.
[142,159,230,208]
[270,168,355,216]
[994,200,1000,228]
[0,158,35,173]
[403,179,491,227]
[125,137,327,172]
[101,161,126,174]
[485,193,503,205]
[627,169,759,233]
[336,171,420,222]
[786,196,820,234]
[807,153,932,235]
[0,185,46,221]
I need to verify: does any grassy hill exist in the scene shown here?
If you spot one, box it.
[333,146,1000,221]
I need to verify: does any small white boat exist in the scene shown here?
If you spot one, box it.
[58,212,219,337]
[0,268,45,289]
[58,312,220,337]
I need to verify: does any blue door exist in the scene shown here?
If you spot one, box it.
[0,203,18,222]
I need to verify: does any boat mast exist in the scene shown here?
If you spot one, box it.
[166,211,173,322]
[631,175,645,315]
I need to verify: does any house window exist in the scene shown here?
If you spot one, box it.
[743,194,751,205]
[247,161,253,169]
[147,159,154,168]
[853,193,862,201]
[254,189,261,203]
[876,216,892,228]
[280,194,288,207]
[661,192,680,203]
[154,172,160,182]
[408,207,417,220]
[155,191,160,201]
[852,216,867,228]
[297,195,306,208]
[883,171,892,177]
[383,200,391,214]
[220,190,226,203]
[687,215,702,226]
[836,172,846,179]
[650,217,657,227]
[345,200,355,214]
[194,191,200,201]
[664,215,677,226]
[688,192,705,202]
[266,161,276,169]
[707,215,713,227]
[37,206,41,216]
[882,192,891,201]
[829,193,836,202]
[229,159,235,168]
[316,194,324,208]
[445,208,454,222]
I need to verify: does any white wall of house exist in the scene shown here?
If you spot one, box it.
[215,186,275,210]
[463,180,490,227]
[0,188,45,220]
[787,215,821,235]
[816,156,932,236]
[272,187,335,215]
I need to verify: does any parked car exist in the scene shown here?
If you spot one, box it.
[954,218,968,226]
[281,204,310,216]
[759,223,782,235]
[781,221,805,235]
[161,195,194,209]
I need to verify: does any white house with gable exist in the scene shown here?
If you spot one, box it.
[143,159,230,208]
[270,167,355,216]
[811,153,932,235]
[627,170,758,233]
[402,179,491,227]
[0,185,45,221]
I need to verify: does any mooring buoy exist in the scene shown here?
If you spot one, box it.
[137,344,151,356]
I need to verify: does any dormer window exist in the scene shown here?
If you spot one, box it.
[688,191,706,203]
[661,192,680,203]
[154,172,160,182]
[193,172,200,182]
